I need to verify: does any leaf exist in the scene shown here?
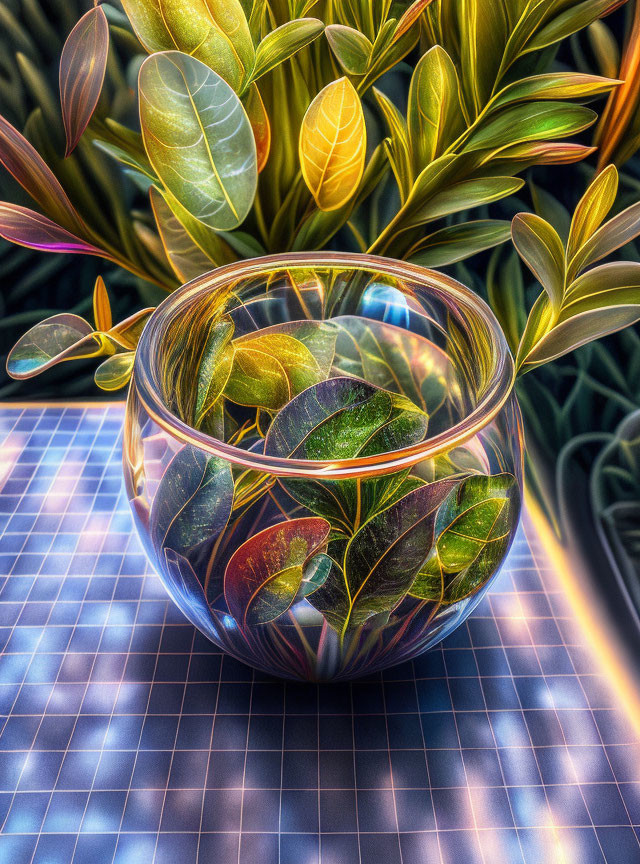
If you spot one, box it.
[490,141,597,168]
[0,115,85,233]
[265,376,428,533]
[6,313,105,379]
[464,103,598,152]
[373,89,412,200]
[410,473,518,604]
[299,77,366,212]
[94,352,135,391]
[511,213,565,313]
[457,0,509,117]
[224,331,327,411]
[408,220,512,267]
[252,18,324,81]
[121,0,254,92]
[308,478,460,633]
[243,83,271,173]
[526,0,623,54]
[408,46,465,170]
[224,517,331,626]
[149,186,215,282]
[325,24,372,75]
[150,445,234,562]
[332,316,448,414]
[588,21,620,81]
[490,72,620,112]
[0,203,103,257]
[395,0,437,39]
[569,200,640,278]
[92,275,112,331]
[567,164,618,264]
[406,176,525,227]
[194,319,235,428]
[107,308,155,350]
[519,263,640,370]
[139,51,257,231]
[59,6,109,156]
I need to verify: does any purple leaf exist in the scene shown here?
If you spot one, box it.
[60,6,110,156]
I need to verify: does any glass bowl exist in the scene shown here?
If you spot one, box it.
[124,253,523,681]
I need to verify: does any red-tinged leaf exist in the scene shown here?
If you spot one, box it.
[224,518,331,627]
[395,0,437,40]
[0,115,84,232]
[0,203,104,256]
[508,142,597,165]
[60,6,109,157]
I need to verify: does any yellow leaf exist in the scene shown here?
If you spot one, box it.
[93,275,112,331]
[567,164,618,265]
[94,352,135,391]
[299,77,366,212]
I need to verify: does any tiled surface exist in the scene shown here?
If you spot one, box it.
[0,404,639,864]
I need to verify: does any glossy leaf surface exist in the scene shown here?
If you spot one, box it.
[511,213,565,313]
[0,204,101,257]
[149,187,215,282]
[299,77,366,211]
[265,376,428,532]
[224,517,331,626]
[194,320,235,428]
[224,327,332,410]
[7,314,104,379]
[308,478,460,633]
[139,51,257,231]
[150,445,234,561]
[122,0,254,92]
[325,24,372,75]
[252,18,324,81]
[94,352,135,391]
[411,473,518,604]
[60,6,109,156]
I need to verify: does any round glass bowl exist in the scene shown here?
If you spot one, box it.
[124,253,523,681]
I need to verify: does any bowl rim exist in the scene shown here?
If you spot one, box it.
[133,252,516,479]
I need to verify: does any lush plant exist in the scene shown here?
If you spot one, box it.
[2,0,639,392]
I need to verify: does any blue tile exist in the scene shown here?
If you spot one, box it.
[241,788,280,831]
[359,833,402,864]
[121,788,165,832]
[281,790,319,832]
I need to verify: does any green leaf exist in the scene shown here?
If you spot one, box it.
[410,473,518,603]
[464,103,597,152]
[373,89,412,200]
[519,263,640,370]
[194,319,235,428]
[568,201,640,278]
[511,213,565,313]
[265,376,428,534]
[139,51,257,232]
[149,187,216,282]
[408,220,511,267]
[308,478,460,633]
[332,316,449,414]
[487,248,527,356]
[325,24,372,75]
[490,72,620,112]
[526,0,622,54]
[252,18,324,82]
[408,45,465,170]
[407,176,525,227]
[121,0,254,92]
[59,6,109,156]
[224,323,336,410]
[94,352,135,391]
[567,165,619,265]
[458,0,509,117]
[150,445,234,562]
[224,517,331,626]
[7,313,106,380]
